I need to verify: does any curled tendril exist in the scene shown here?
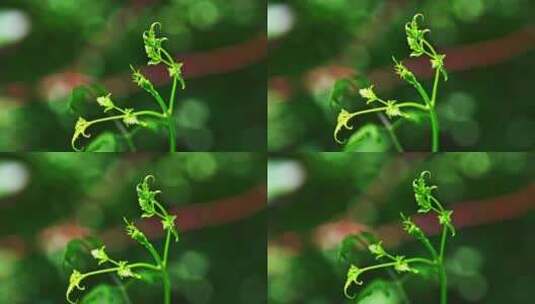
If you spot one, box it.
[66,270,85,304]
[162,214,180,242]
[91,246,109,265]
[359,85,377,104]
[334,109,355,144]
[96,93,114,112]
[136,175,161,218]
[405,13,430,57]
[72,117,91,151]
[412,171,437,213]
[143,22,168,65]
[344,264,363,299]
[438,210,456,236]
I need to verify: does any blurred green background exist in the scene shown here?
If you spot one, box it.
[267,0,535,151]
[0,0,266,151]
[268,152,535,303]
[0,152,266,303]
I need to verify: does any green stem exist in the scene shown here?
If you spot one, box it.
[406,257,436,266]
[348,106,389,119]
[409,80,440,151]
[135,110,167,119]
[387,126,404,152]
[162,267,171,304]
[167,116,176,153]
[378,114,403,152]
[439,226,447,262]
[397,102,429,111]
[169,76,178,115]
[429,66,441,151]
[163,229,172,267]
[439,225,448,304]
[161,230,172,303]
[431,67,440,107]
[145,243,163,266]
[439,264,447,304]
[112,120,136,152]
[146,87,169,114]
[386,269,410,304]
[420,237,439,260]
[82,262,159,279]
[112,275,132,304]
[429,108,439,152]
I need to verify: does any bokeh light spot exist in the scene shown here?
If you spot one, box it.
[0,161,30,198]
[267,4,295,39]
[0,10,30,47]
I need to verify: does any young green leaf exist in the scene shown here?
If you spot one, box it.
[354,279,402,304]
[80,284,125,304]
[343,124,390,152]
[85,132,118,152]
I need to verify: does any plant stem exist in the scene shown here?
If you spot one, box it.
[112,120,136,152]
[397,102,428,111]
[162,267,171,304]
[378,114,404,152]
[163,229,172,267]
[429,107,439,152]
[167,113,176,152]
[439,264,447,304]
[386,269,410,304]
[431,68,440,107]
[410,80,439,151]
[169,76,178,115]
[438,225,448,304]
[112,275,133,304]
[420,237,439,260]
[429,67,441,151]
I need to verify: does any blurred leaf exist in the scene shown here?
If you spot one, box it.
[329,76,370,113]
[142,117,167,132]
[81,284,125,304]
[411,262,438,282]
[329,79,356,112]
[355,279,402,304]
[338,234,360,263]
[85,132,118,152]
[344,124,390,152]
[69,84,108,116]
[136,269,161,285]
[404,110,427,125]
[63,236,104,274]
[338,232,380,263]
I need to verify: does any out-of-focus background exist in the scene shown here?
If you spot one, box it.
[268,152,535,303]
[0,0,266,151]
[267,0,535,151]
[0,153,266,303]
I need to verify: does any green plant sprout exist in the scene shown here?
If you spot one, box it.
[66,175,179,304]
[333,14,447,152]
[71,22,186,152]
[343,171,455,304]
